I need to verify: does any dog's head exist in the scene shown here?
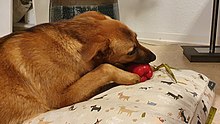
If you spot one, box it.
[67,11,156,66]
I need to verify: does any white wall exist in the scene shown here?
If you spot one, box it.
[0,0,12,37]
[1,0,219,45]
[33,0,50,24]
[119,0,220,45]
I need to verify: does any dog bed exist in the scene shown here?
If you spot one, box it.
[24,68,216,124]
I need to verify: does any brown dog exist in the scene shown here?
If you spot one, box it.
[0,11,156,123]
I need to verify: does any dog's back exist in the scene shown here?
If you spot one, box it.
[0,22,90,123]
[0,27,50,123]
[0,11,107,122]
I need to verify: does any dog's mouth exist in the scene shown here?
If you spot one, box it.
[113,53,156,70]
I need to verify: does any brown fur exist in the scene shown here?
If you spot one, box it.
[0,11,156,123]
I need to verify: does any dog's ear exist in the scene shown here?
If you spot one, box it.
[81,36,110,62]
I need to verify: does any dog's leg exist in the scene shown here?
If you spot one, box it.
[60,64,140,107]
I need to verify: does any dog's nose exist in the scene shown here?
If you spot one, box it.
[149,52,156,62]
[144,52,156,63]
[134,51,156,64]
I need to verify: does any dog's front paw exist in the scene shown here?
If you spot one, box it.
[115,73,141,85]
[127,73,141,84]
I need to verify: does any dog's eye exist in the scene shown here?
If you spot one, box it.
[127,47,137,55]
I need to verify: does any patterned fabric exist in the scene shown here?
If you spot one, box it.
[24,69,216,124]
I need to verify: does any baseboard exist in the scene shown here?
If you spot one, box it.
[136,32,220,46]
[138,38,179,45]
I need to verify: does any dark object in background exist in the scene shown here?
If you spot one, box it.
[49,0,119,22]
[182,0,220,62]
